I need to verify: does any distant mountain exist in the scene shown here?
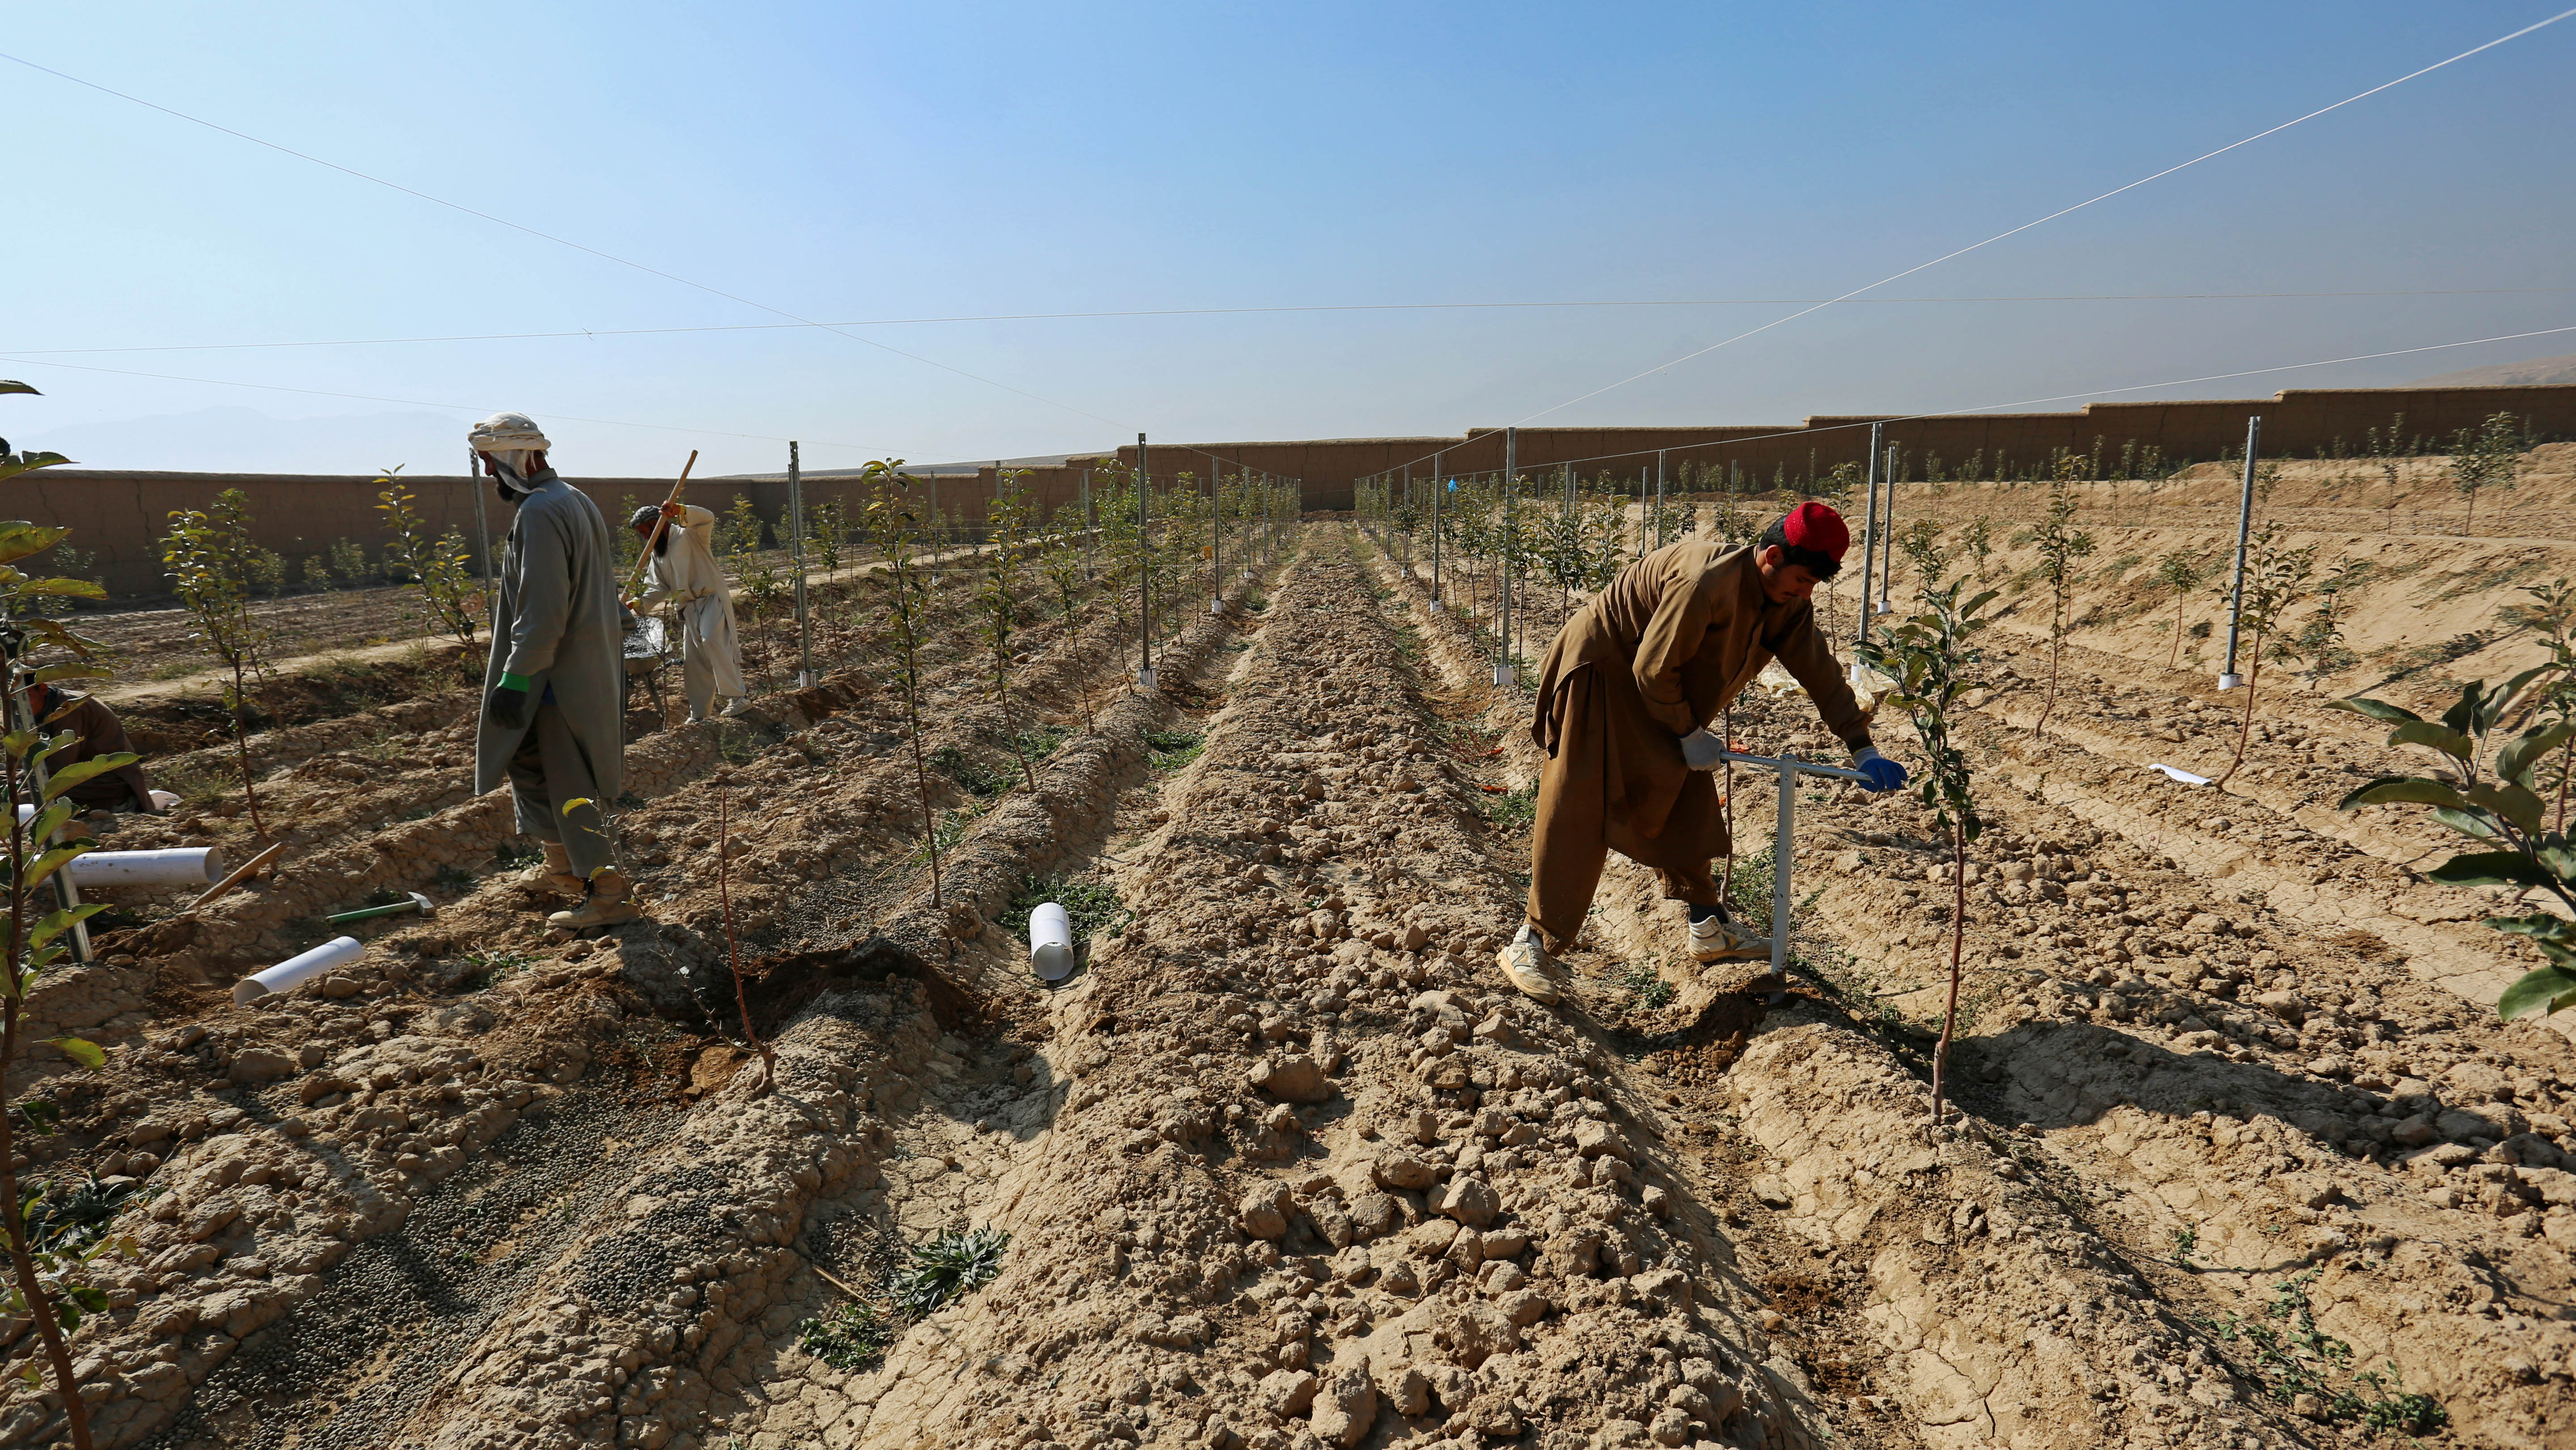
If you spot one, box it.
[13,405,476,475]
[2407,352,2576,387]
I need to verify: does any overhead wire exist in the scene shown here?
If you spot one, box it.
[1508,6,2576,430]
[11,13,2569,491]
[8,288,2572,360]
[1345,7,2576,494]
[0,49,1132,441]
[0,52,1308,488]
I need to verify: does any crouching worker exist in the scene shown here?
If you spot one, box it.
[468,411,638,930]
[22,680,175,815]
[626,501,748,723]
[1502,502,1907,1004]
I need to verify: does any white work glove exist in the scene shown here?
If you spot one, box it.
[1680,729,1724,771]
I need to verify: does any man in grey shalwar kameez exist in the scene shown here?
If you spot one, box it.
[467,412,638,929]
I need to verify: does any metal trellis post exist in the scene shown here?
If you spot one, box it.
[1137,434,1154,691]
[1431,449,1444,610]
[1857,422,1884,640]
[2220,415,2261,690]
[1498,428,1517,688]
[467,448,494,583]
[788,441,813,686]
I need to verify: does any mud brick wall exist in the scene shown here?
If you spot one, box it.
[23,382,2576,596]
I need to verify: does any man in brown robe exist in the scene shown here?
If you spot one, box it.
[1502,502,1908,1003]
[26,682,163,814]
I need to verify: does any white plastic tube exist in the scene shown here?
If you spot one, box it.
[233,936,363,1006]
[1029,902,1076,982]
[66,848,224,888]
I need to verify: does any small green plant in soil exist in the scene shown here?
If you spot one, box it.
[1617,962,1674,1010]
[463,949,535,986]
[2213,521,2316,789]
[890,1225,1009,1318]
[1145,728,1204,773]
[161,486,276,834]
[1002,873,1129,943]
[2447,410,2522,535]
[929,744,1013,800]
[1722,839,1776,935]
[1858,578,1994,1123]
[2029,457,2097,738]
[1013,723,1071,763]
[1478,782,1538,828]
[981,470,1041,790]
[2155,547,2211,670]
[2335,667,2576,1020]
[374,466,484,675]
[796,1299,895,1370]
[0,437,136,1449]
[861,461,946,909]
[431,865,477,895]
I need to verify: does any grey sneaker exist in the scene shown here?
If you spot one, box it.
[1497,924,1568,1005]
[1688,914,1772,963]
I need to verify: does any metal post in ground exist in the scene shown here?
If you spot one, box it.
[1136,434,1154,691]
[1497,428,1517,688]
[467,448,494,583]
[1210,461,1224,615]
[788,441,813,686]
[1431,449,1444,610]
[2220,414,2262,690]
[1856,422,1884,644]
[1656,449,1667,551]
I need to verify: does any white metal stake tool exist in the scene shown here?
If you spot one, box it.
[1714,747,1873,976]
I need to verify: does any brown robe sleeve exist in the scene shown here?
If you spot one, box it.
[1766,604,1875,750]
[1629,558,1718,737]
[59,698,153,810]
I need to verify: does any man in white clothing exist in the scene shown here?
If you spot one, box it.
[627,503,749,722]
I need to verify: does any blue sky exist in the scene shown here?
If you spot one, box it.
[4,1,2572,476]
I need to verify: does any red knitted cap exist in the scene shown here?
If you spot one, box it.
[1780,501,1849,561]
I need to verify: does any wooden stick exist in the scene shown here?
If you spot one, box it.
[624,449,700,599]
[184,839,286,916]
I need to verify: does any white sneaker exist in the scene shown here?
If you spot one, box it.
[719,698,752,718]
[1497,924,1568,1005]
[1688,914,1772,963]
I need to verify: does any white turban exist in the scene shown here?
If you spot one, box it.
[468,411,550,452]
[470,411,552,498]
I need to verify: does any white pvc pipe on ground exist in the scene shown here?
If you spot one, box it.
[233,936,363,1006]
[67,847,224,888]
[1030,903,1076,982]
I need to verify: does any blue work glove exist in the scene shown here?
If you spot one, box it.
[1679,728,1724,771]
[1853,745,1907,793]
[487,681,529,731]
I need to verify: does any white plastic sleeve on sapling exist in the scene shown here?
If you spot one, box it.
[66,847,224,887]
[233,936,364,1006]
[1030,902,1076,982]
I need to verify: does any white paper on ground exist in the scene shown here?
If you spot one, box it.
[2148,763,2212,786]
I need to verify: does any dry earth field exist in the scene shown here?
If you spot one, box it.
[1,451,2574,1450]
